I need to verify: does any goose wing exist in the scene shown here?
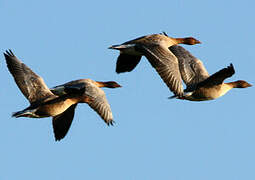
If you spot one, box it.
[52,81,114,125]
[85,85,114,125]
[4,50,54,103]
[136,44,184,96]
[52,104,77,141]
[169,45,209,91]
[197,63,235,88]
[116,53,142,73]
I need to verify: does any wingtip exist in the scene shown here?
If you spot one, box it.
[11,112,17,117]
[109,45,121,50]
[4,49,15,57]
[168,95,177,99]
[3,50,9,57]
[109,45,118,49]
[162,31,168,36]
[107,120,115,126]
[54,135,64,141]
[115,69,124,74]
[229,63,235,73]
[9,49,14,56]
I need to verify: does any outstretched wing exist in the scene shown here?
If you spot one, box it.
[51,80,114,125]
[136,44,184,96]
[116,53,142,73]
[197,63,235,88]
[169,45,209,91]
[52,104,77,141]
[4,50,54,103]
[86,85,114,125]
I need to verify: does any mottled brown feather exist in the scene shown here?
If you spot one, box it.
[51,79,115,125]
[169,45,209,91]
[135,44,184,96]
[4,50,54,103]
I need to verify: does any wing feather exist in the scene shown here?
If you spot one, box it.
[4,50,54,103]
[52,104,77,141]
[136,44,184,96]
[86,87,114,125]
[169,45,209,91]
[197,63,235,88]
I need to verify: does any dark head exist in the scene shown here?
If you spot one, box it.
[96,81,122,88]
[232,80,252,88]
[182,37,201,45]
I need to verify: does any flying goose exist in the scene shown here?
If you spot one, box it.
[109,32,201,96]
[168,45,252,101]
[4,50,121,141]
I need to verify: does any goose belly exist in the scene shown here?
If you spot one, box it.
[186,85,233,101]
[35,98,77,117]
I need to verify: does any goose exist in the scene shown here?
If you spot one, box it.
[109,32,201,96]
[168,45,252,101]
[4,50,121,141]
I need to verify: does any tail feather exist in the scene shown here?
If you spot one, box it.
[108,44,134,50]
[168,95,186,100]
[168,95,178,99]
[12,109,37,118]
[108,45,120,49]
[12,110,27,117]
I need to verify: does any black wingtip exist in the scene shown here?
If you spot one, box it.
[3,50,8,57]
[4,49,15,57]
[109,45,120,49]
[228,63,235,74]
[107,120,115,126]
[53,125,66,142]
[115,66,127,74]
[115,69,123,74]
[230,63,234,68]
[168,95,177,99]
[9,49,14,56]
[54,134,64,141]
[162,31,168,36]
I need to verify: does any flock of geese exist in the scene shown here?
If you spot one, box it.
[4,32,252,141]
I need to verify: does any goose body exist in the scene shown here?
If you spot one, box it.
[168,45,252,101]
[4,50,121,141]
[109,33,201,96]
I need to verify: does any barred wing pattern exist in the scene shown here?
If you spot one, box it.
[169,45,209,91]
[136,44,184,96]
[86,85,114,125]
[4,50,54,103]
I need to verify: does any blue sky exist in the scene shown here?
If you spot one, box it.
[0,0,254,179]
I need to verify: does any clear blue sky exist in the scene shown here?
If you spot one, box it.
[1,0,254,179]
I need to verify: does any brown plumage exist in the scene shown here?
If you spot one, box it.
[109,32,201,96]
[4,50,121,141]
[167,45,252,101]
[50,79,121,126]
